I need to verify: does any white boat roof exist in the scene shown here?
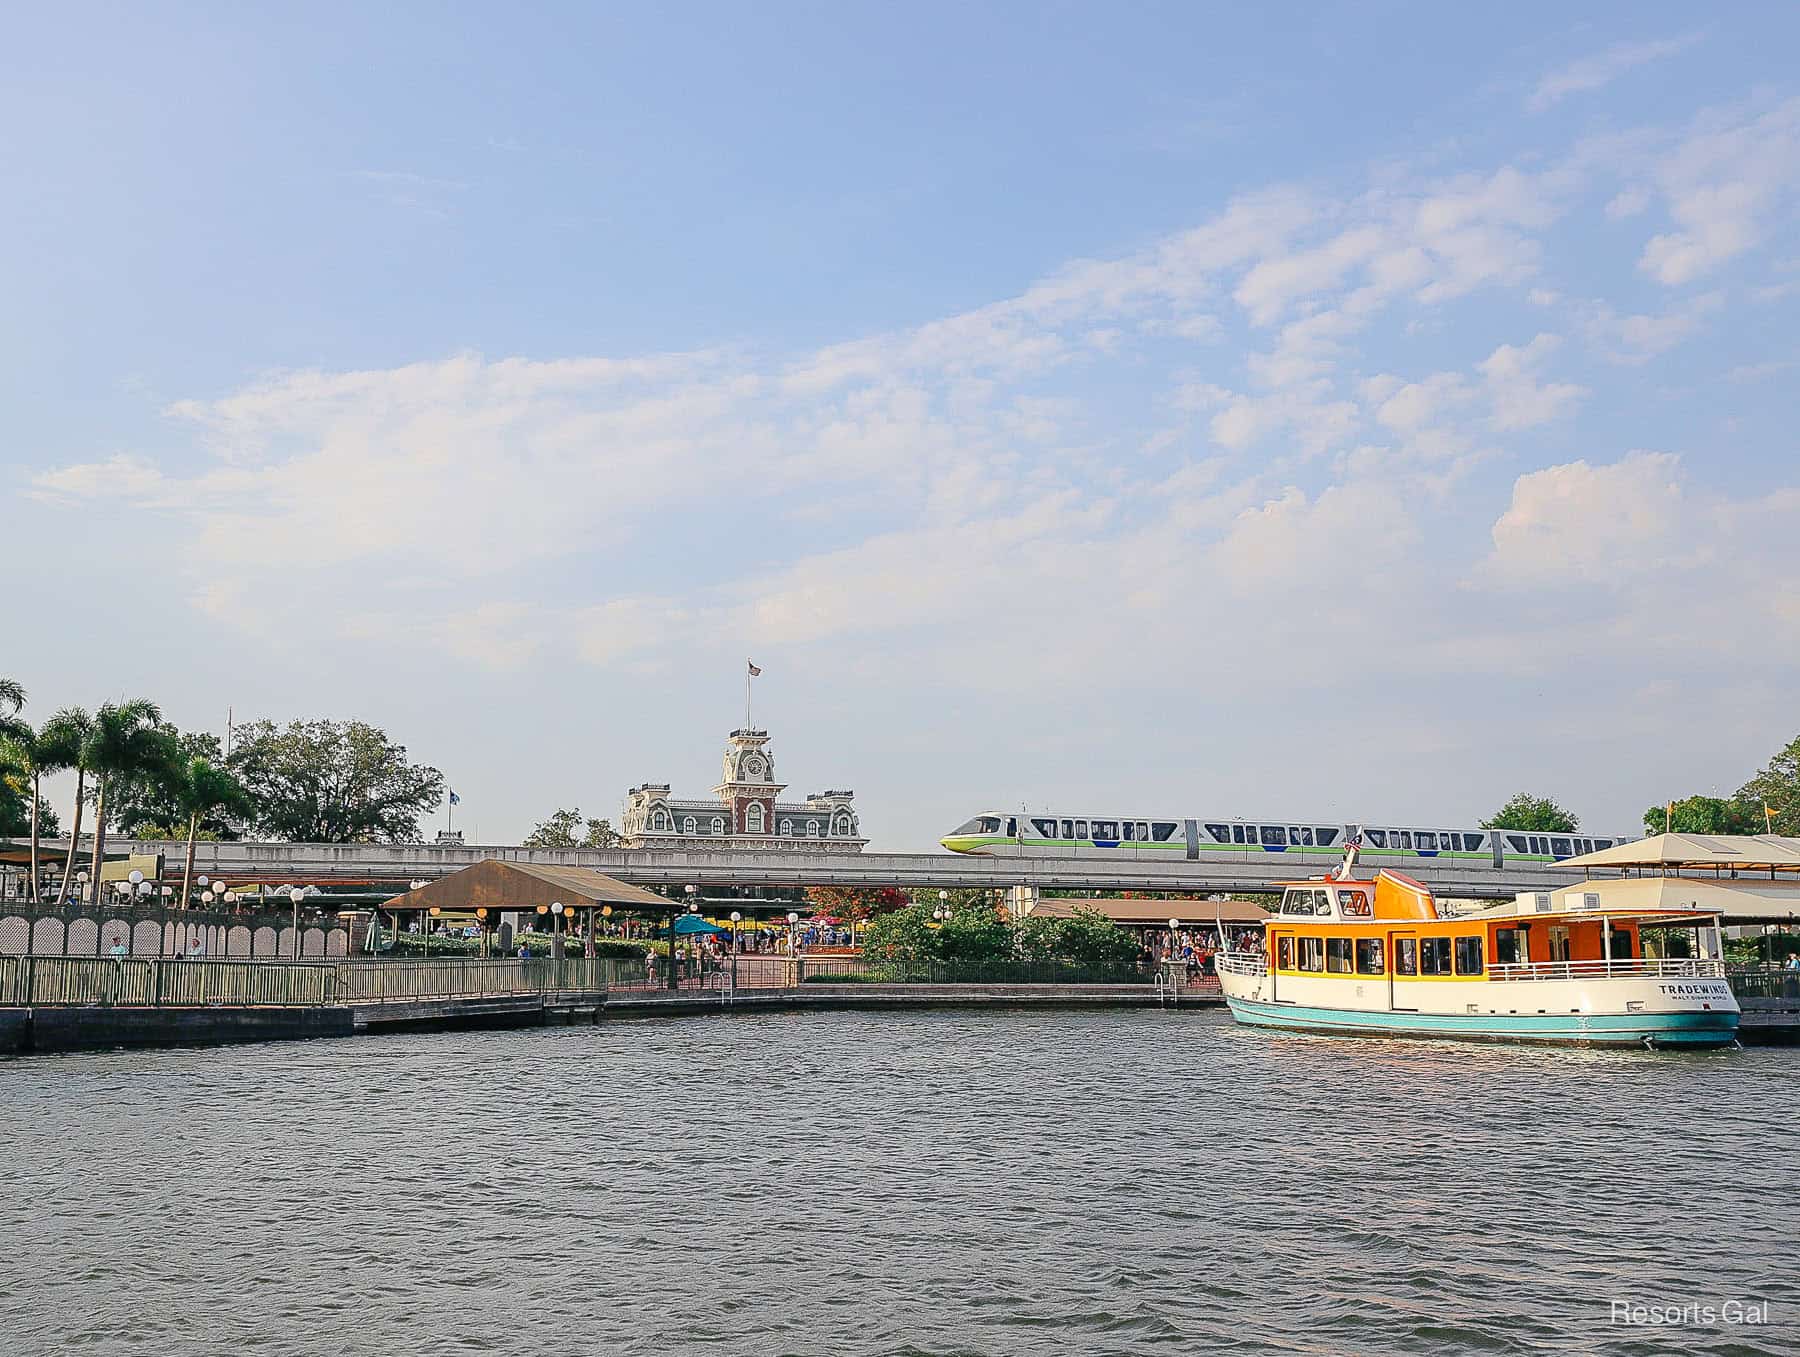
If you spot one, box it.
[1559,832,1800,873]
[1465,876,1800,925]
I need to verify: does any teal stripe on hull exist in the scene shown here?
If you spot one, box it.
[1225,997,1738,1049]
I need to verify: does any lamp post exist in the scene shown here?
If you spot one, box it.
[786,910,800,955]
[729,910,742,955]
[550,901,565,961]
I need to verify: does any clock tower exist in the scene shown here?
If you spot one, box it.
[713,728,785,837]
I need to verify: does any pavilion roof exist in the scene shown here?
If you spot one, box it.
[378,859,674,912]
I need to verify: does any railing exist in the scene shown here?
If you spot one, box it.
[1215,950,1268,977]
[1488,958,1726,982]
[1,955,336,1008]
[0,955,611,1009]
[330,957,608,1002]
[1726,967,1800,1002]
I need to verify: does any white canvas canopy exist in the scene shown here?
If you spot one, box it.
[1559,833,1800,874]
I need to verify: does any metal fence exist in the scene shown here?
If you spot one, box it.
[0,955,611,1009]
[1728,967,1800,1002]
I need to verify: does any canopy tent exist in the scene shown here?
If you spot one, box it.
[669,916,729,936]
[1560,833,1800,875]
[1535,876,1800,926]
[377,859,675,914]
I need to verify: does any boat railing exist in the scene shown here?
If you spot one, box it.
[1488,958,1726,982]
[1215,950,1267,977]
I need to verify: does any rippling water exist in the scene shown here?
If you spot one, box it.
[3,1010,1795,1356]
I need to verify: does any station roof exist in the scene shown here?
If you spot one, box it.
[379,859,675,913]
[1025,897,1270,926]
[1560,833,1800,874]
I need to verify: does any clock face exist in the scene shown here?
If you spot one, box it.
[743,755,763,780]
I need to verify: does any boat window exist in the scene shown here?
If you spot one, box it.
[1495,928,1522,965]
[1152,823,1179,842]
[1093,820,1118,840]
[1355,938,1385,974]
[1416,831,1437,851]
[1276,936,1293,970]
[1550,838,1571,857]
[1395,939,1417,975]
[1031,818,1057,838]
[1261,826,1287,847]
[1338,890,1371,917]
[1316,827,1339,846]
[1205,823,1230,843]
[1507,835,1528,853]
[1454,936,1484,976]
[1419,937,1452,975]
[1326,938,1353,973]
[1297,937,1324,972]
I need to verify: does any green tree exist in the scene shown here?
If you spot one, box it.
[1016,906,1139,976]
[0,679,23,717]
[0,715,74,901]
[1737,733,1800,836]
[83,699,165,899]
[1481,793,1580,833]
[932,901,1014,962]
[1643,795,1764,836]
[168,756,252,909]
[229,719,445,842]
[522,807,622,848]
[860,905,942,964]
[104,724,232,839]
[46,707,95,906]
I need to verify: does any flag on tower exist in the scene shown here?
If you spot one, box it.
[449,790,461,806]
[747,660,762,676]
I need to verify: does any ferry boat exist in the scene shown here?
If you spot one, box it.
[1214,849,1739,1049]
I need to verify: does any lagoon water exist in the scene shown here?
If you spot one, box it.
[2,1009,1795,1356]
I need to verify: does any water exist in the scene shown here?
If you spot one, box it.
[2,1010,1794,1356]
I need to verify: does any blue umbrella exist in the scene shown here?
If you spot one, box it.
[670,915,728,936]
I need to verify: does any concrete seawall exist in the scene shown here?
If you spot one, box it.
[2,1006,353,1054]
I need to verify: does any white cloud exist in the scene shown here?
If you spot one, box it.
[1580,291,1725,363]
[1482,452,1688,587]
[1638,97,1800,285]
[1528,34,1701,113]
[1478,334,1587,430]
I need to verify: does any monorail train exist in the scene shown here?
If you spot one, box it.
[940,812,1636,866]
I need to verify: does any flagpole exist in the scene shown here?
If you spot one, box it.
[745,667,752,729]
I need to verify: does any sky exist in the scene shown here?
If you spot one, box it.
[7,3,1800,851]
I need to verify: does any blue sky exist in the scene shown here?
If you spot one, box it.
[8,4,1800,849]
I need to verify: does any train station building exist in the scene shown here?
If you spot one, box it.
[621,725,865,853]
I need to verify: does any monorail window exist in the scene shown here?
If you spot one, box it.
[1074,821,1089,838]
[1550,838,1571,857]
[1395,939,1417,975]
[1152,823,1179,842]
[1495,928,1522,965]
[1137,823,1150,840]
[978,816,1002,833]
[1507,835,1528,853]
[1032,818,1057,838]
[1296,826,1314,846]
[1395,831,1413,850]
[1204,823,1228,842]
[1121,822,1135,841]
[1365,829,1388,848]
[1355,938,1384,974]
[1454,936,1484,975]
[1317,827,1340,846]
[1061,821,1073,838]
[1261,826,1287,846]
[1463,833,1484,851]
[1277,936,1293,970]
[1416,831,1437,851]
[1593,838,1613,849]
[1326,938,1353,973]
[1420,937,1452,975]
[1297,937,1324,972]
[1093,820,1118,839]
[1233,825,1247,844]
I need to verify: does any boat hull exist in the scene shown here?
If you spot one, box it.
[1222,994,1739,1049]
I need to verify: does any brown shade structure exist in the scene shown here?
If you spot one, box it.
[1024,897,1270,926]
[378,859,675,914]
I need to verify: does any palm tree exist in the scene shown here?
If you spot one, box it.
[0,679,24,717]
[0,716,81,904]
[84,699,163,903]
[171,755,249,909]
[48,707,95,907]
